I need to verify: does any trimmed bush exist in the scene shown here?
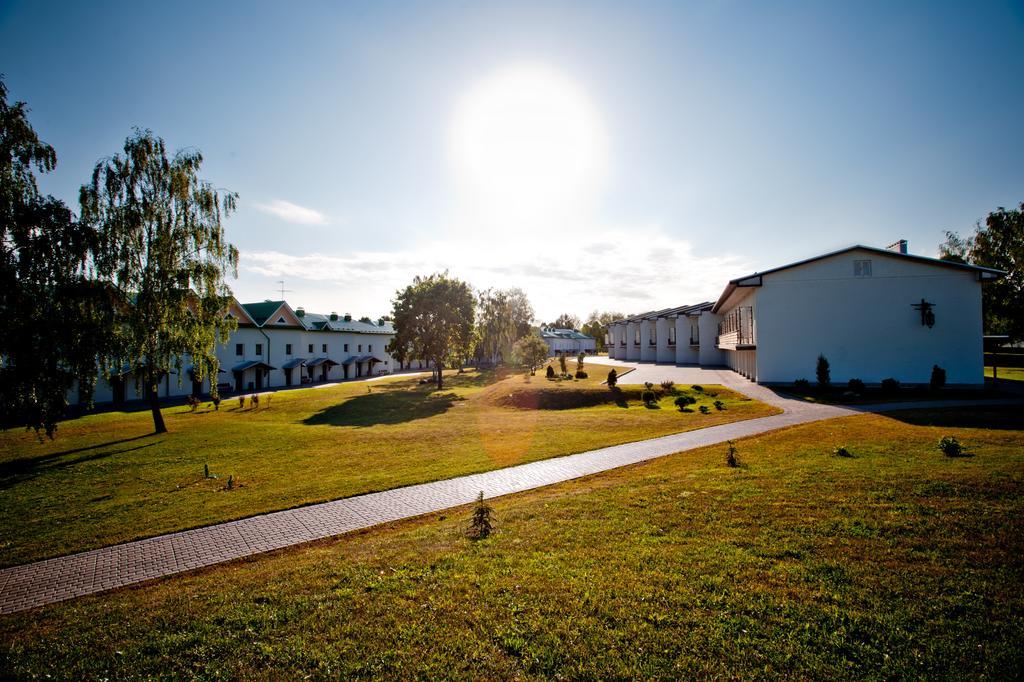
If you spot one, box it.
[546,365,555,379]
[713,400,725,410]
[880,377,900,393]
[574,370,588,379]
[641,389,657,405]
[847,378,865,393]
[699,405,710,414]
[691,385,704,392]
[607,369,617,388]
[938,436,964,457]
[833,446,853,458]
[674,395,696,411]
[930,364,947,390]
[793,378,811,391]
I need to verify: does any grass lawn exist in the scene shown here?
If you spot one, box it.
[987,366,1024,382]
[0,367,772,567]
[1,407,1021,678]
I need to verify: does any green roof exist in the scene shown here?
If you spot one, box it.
[240,300,286,325]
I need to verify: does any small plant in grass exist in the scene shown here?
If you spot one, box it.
[211,395,221,411]
[713,399,725,410]
[466,491,494,540]
[880,377,900,393]
[204,463,210,478]
[726,440,739,467]
[938,436,965,457]
[226,475,234,490]
[546,365,555,379]
[576,353,585,373]
[251,394,260,408]
[238,396,245,409]
[691,385,703,393]
[793,378,810,391]
[833,446,853,458]
[930,364,947,390]
[660,380,675,393]
[816,354,831,388]
[699,405,710,414]
[847,378,865,393]
[641,389,657,406]
[186,395,200,412]
[674,395,696,411]
[607,369,617,388]
[265,394,272,409]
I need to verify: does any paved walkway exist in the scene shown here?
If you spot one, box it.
[0,364,1017,614]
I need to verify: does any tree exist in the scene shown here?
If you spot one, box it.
[476,287,534,364]
[512,334,549,375]
[582,310,625,351]
[940,204,1024,340]
[548,312,580,330]
[0,77,115,438]
[79,129,239,434]
[389,272,475,390]
[816,354,830,388]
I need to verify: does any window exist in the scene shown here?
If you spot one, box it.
[668,326,676,345]
[235,343,244,356]
[358,344,363,352]
[276,316,286,324]
[854,259,872,277]
[308,344,313,353]
[322,343,328,353]
[634,329,640,345]
[369,344,373,352]
[285,343,292,355]
[255,343,262,356]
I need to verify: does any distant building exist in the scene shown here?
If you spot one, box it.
[608,242,1003,385]
[540,328,597,356]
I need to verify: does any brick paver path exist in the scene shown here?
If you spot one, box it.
[0,367,1016,614]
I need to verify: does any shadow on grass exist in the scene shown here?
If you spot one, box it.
[882,405,1024,431]
[0,441,159,490]
[303,389,464,427]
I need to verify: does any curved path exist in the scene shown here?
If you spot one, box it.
[0,365,1015,614]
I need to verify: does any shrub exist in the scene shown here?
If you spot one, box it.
[641,389,657,405]
[930,364,947,390]
[238,396,245,409]
[226,475,234,490]
[793,378,811,391]
[186,395,200,412]
[726,440,739,467]
[251,394,260,408]
[607,369,617,388]
[575,370,588,379]
[938,436,964,457]
[576,353,585,373]
[833,446,853,458]
[466,491,494,540]
[713,399,725,410]
[660,380,675,392]
[559,355,568,375]
[211,395,221,411]
[699,405,710,414]
[691,385,704,392]
[880,377,900,393]
[546,365,555,379]
[674,395,696,411]
[847,378,865,393]
[816,354,831,388]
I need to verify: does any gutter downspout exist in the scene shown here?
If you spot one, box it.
[258,325,272,389]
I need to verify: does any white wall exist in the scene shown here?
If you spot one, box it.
[655,318,675,362]
[698,311,725,366]
[755,249,985,384]
[625,322,640,361]
[639,319,656,362]
[674,317,699,364]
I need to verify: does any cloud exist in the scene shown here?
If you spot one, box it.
[236,224,752,322]
[254,199,329,225]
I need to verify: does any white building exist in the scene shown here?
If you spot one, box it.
[540,328,597,356]
[609,242,1002,386]
[712,243,1001,385]
[81,298,416,406]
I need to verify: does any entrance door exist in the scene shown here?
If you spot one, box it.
[112,376,126,404]
[284,368,292,386]
[321,365,328,381]
[255,370,263,390]
[234,371,243,392]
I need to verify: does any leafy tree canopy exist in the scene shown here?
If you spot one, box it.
[389,272,475,390]
[476,287,534,363]
[940,203,1024,340]
[0,77,115,438]
[512,333,549,374]
[582,310,625,351]
[79,129,239,433]
[547,312,581,330]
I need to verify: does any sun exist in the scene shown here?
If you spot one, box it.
[449,64,609,233]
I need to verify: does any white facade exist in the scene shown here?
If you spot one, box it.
[606,303,719,368]
[712,245,1000,385]
[540,328,597,356]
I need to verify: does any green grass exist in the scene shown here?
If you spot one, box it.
[0,369,773,567]
[1,407,1021,678]
[987,366,1024,381]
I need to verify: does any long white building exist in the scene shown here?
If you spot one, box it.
[83,298,422,405]
[608,242,1003,386]
[539,328,597,356]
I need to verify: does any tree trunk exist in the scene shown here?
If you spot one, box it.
[435,361,444,390]
[148,380,167,434]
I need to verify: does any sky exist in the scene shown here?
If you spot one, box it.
[2,0,1022,323]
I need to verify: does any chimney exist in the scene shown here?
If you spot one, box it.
[330,312,338,321]
[886,239,908,255]
[296,307,305,318]
[344,313,352,322]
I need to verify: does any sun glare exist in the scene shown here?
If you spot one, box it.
[449,64,609,233]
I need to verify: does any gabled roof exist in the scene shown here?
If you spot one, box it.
[540,328,594,340]
[240,300,287,326]
[712,244,1006,313]
[231,360,277,372]
[300,312,395,334]
[607,302,713,326]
